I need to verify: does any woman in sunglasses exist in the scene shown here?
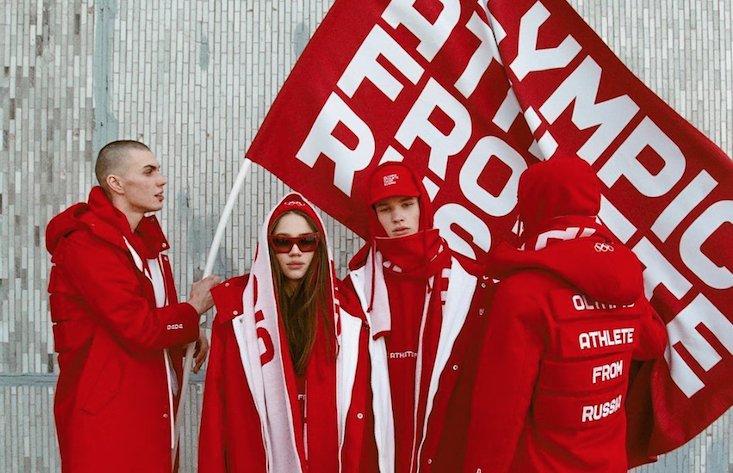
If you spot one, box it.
[198,193,372,473]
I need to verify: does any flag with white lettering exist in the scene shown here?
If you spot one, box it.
[246,0,733,459]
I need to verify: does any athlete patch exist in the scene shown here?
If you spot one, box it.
[548,289,639,322]
[539,352,631,393]
[557,319,641,359]
[534,384,626,429]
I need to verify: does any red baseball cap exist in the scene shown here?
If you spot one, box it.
[368,163,421,205]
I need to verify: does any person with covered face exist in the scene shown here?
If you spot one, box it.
[198,193,372,473]
[463,156,668,473]
[343,162,492,473]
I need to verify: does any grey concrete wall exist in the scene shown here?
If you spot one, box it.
[0,0,731,471]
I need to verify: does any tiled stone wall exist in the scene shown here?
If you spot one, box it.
[0,0,731,471]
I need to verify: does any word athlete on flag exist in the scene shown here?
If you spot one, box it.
[246,0,733,462]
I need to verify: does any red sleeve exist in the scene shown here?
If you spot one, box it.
[633,298,668,360]
[198,319,228,473]
[60,236,199,352]
[463,281,545,473]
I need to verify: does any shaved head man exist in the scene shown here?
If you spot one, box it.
[46,140,220,472]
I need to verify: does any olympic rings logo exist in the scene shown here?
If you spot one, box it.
[594,242,615,253]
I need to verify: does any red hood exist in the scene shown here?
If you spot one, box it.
[497,156,641,304]
[46,186,169,258]
[46,202,91,255]
[489,238,643,305]
[517,156,600,243]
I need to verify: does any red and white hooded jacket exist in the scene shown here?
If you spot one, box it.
[198,193,372,473]
[463,156,668,473]
[345,163,491,473]
[46,186,199,473]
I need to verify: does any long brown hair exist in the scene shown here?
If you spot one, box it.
[268,210,334,376]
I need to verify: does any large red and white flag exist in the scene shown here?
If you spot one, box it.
[246,0,733,461]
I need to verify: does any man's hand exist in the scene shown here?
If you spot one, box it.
[187,275,222,315]
[193,332,210,374]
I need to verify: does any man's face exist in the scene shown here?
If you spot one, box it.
[374,196,420,238]
[118,149,167,214]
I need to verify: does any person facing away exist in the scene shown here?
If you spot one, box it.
[463,155,668,473]
[343,162,491,473]
[198,193,372,473]
[45,140,220,472]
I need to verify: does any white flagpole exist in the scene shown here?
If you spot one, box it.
[172,158,253,469]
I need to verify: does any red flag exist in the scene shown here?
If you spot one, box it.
[246,0,733,460]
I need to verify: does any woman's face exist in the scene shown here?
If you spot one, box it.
[271,213,318,285]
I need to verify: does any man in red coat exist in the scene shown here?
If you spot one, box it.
[345,163,491,473]
[46,140,220,472]
[463,156,668,473]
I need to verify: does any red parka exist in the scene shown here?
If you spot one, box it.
[199,193,375,472]
[463,157,668,473]
[198,275,373,472]
[347,163,491,473]
[46,187,200,472]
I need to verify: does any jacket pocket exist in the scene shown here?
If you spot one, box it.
[49,267,95,353]
[83,357,124,415]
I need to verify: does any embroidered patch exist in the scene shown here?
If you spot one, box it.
[383,173,399,186]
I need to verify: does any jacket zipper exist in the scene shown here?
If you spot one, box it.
[124,238,176,450]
